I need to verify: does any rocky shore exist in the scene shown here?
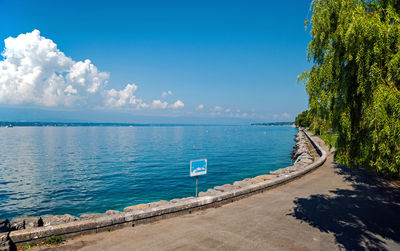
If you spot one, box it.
[0,128,320,250]
[271,129,318,175]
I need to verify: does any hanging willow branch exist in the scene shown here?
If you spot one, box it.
[301,0,400,177]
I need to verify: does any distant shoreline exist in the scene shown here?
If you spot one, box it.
[0,122,233,127]
[251,122,295,126]
[0,121,294,127]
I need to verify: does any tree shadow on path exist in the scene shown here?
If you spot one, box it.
[289,164,400,250]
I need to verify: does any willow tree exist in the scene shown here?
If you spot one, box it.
[300,0,400,176]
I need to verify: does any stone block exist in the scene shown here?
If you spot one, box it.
[0,220,9,233]
[105,210,122,215]
[255,174,277,180]
[10,216,42,231]
[170,197,195,203]
[0,233,8,243]
[293,162,306,168]
[298,158,313,164]
[149,200,169,208]
[232,180,251,188]
[0,240,11,251]
[25,216,43,229]
[214,184,236,192]
[198,192,207,197]
[249,177,265,184]
[286,166,298,173]
[198,189,221,197]
[79,213,104,220]
[42,214,78,226]
[9,219,24,231]
[123,203,150,212]
[270,168,289,175]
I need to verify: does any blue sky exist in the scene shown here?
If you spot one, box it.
[0,0,312,124]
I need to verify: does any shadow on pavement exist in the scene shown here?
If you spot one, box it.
[289,164,400,250]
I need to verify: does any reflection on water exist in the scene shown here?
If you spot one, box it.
[0,125,297,219]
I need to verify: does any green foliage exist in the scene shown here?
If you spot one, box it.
[20,244,34,250]
[319,133,338,149]
[44,236,64,245]
[301,0,400,177]
[295,110,311,127]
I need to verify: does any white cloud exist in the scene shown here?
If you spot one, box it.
[169,100,184,109]
[64,85,77,95]
[211,106,222,112]
[273,114,279,119]
[0,30,112,107]
[161,90,172,98]
[151,99,168,109]
[225,108,231,113]
[0,30,187,111]
[196,104,204,110]
[105,84,148,108]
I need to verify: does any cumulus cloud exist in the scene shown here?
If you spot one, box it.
[151,100,168,109]
[225,108,231,113]
[161,90,172,98]
[0,30,186,111]
[195,104,204,110]
[0,30,112,107]
[169,100,184,109]
[105,84,148,108]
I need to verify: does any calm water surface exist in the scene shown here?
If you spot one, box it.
[0,125,297,219]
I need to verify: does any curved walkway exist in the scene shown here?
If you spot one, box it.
[41,135,400,251]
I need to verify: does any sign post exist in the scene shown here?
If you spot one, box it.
[190,159,207,197]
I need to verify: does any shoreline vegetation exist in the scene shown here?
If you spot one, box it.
[296,0,400,179]
[0,128,323,249]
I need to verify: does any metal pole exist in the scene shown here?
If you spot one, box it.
[196,176,198,197]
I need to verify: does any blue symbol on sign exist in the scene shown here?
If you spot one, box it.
[190,159,207,177]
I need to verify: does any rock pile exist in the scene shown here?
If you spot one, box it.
[42,214,79,226]
[270,129,316,176]
[198,174,277,197]
[0,219,11,251]
[10,216,43,231]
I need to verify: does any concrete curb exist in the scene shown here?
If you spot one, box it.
[9,129,327,247]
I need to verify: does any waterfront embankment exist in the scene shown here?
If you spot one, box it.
[0,128,328,250]
[37,131,400,250]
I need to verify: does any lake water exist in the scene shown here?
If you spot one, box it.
[0,125,297,220]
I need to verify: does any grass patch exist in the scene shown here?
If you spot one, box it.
[19,244,34,250]
[17,236,64,250]
[44,235,64,245]
[305,128,337,148]
[319,133,338,148]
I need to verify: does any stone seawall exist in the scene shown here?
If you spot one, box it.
[0,128,326,250]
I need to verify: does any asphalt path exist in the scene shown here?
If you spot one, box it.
[38,135,400,251]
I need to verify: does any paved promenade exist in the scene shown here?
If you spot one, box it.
[41,135,400,250]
